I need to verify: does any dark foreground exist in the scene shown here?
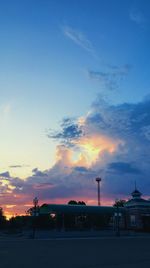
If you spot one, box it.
[0,237,150,268]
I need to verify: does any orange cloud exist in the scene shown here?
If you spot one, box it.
[74,134,121,166]
[54,134,122,169]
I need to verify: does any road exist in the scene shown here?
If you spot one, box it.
[0,236,150,268]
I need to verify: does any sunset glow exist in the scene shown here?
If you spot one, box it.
[77,135,120,166]
[0,0,150,218]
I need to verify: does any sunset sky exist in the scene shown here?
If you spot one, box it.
[0,0,150,218]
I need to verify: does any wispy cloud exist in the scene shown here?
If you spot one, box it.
[9,165,30,169]
[108,64,132,75]
[129,8,146,25]
[62,25,94,54]
[88,70,116,91]
[87,64,132,91]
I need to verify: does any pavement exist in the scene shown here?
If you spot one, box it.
[0,236,150,268]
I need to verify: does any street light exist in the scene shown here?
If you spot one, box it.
[33,197,38,211]
[114,199,121,237]
[95,177,102,206]
[32,197,39,239]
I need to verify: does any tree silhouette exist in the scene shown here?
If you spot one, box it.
[68,200,86,205]
[113,199,126,207]
[78,201,86,205]
[0,207,7,228]
[68,200,78,205]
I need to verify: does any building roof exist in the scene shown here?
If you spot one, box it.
[125,198,150,207]
[39,204,124,215]
[125,187,150,208]
[131,189,142,198]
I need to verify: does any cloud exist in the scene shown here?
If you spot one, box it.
[73,166,91,173]
[48,117,83,147]
[0,171,11,178]
[88,70,116,91]
[9,165,30,168]
[107,162,141,174]
[129,8,146,25]
[109,64,132,75]
[87,64,131,91]
[1,97,150,216]
[62,25,94,53]
[9,165,23,168]
[48,97,150,194]
[32,168,48,177]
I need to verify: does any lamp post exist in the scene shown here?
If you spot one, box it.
[32,197,38,239]
[95,177,102,206]
[33,197,38,210]
[115,199,120,237]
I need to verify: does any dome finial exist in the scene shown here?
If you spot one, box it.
[131,182,142,199]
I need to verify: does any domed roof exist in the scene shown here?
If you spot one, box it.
[125,185,150,208]
[131,182,142,199]
[131,189,142,198]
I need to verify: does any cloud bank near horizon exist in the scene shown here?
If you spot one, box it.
[1,97,150,216]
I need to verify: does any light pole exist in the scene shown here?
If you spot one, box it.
[115,199,120,237]
[32,197,38,239]
[95,177,102,206]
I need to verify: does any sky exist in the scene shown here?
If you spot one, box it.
[0,0,150,218]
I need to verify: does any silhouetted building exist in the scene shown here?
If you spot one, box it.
[125,188,150,231]
[39,188,150,231]
[39,204,120,230]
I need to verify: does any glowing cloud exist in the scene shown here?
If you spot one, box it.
[74,135,120,167]
[1,98,150,217]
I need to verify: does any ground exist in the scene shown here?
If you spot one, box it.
[0,236,150,267]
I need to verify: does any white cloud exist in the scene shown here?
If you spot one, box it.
[62,25,94,54]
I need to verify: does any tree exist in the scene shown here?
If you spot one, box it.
[68,200,86,205]
[113,199,126,207]
[9,215,32,230]
[68,200,78,205]
[78,201,86,205]
[26,205,40,216]
[0,207,7,228]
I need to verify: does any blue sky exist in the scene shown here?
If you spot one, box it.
[0,0,150,216]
